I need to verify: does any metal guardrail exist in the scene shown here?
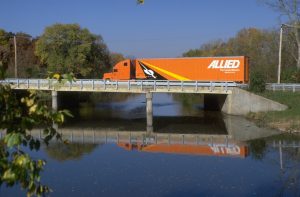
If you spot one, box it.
[0,78,238,93]
[267,83,300,92]
[273,140,300,148]
[234,83,300,92]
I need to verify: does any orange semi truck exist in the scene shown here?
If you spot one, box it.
[103,56,249,83]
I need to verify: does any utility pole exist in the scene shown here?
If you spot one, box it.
[278,25,283,84]
[14,35,18,78]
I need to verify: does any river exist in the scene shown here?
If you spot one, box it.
[1,93,300,196]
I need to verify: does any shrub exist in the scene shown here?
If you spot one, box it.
[281,67,300,83]
[249,71,266,93]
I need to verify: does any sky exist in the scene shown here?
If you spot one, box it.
[0,0,281,58]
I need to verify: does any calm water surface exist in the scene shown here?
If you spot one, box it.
[1,93,300,197]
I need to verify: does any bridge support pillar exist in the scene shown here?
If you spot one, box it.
[52,91,58,112]
[52,91,58,129]
[146,92,153,132]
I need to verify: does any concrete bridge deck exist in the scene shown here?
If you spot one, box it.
[0,78,236,94]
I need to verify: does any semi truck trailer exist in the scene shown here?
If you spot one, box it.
[103,56,249,83]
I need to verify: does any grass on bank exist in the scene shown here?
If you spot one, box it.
[249,91,300,131]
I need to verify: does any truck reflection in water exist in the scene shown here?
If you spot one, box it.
[118,141,248,158]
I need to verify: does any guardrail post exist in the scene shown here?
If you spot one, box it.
[181,81,184,91]
[27,79,29,89]
[69,81,72,90]
[272,84,275,92]
[154,80,156,91]
[17,79,19,88]
[225,136,228,147]
[282,84,285,91]
[210,81,212,92]
[128,80,131,90]
[92,80,94,90]
[80,80,83,90]
[37,79,40,89]
[167,80,170,91]
[128,132,132,144]
[225,82,228,93]
[104,80,106,90]
[293,84,295,93]
[141,80,143,91]
[195,81,198,92]
[116,80,118,90]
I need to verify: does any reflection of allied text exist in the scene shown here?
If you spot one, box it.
[210,144,241,155]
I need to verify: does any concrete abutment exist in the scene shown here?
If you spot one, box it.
[204,88,287,115]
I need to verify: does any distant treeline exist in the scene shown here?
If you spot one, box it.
[1,24,300,82]
[0,24,125,79]
[183,28,300,83]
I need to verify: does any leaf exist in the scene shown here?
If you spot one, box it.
[53,73,60,80]
[34,140,40,151]
[61,109,73,118]
[29,104,38,114]
[37,160,46,169]
[4,133,22,148]
[2,169,16,182]
[15,155,28,167]
[137,0,144,4]
[44,135,52,145]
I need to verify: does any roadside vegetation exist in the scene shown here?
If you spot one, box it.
[248,91,300,132]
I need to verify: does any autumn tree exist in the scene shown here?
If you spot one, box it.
[0,29,43,78]
[261,0,300,70]
[35,23,111,78]
[0,29,12,76]
[183,28,280,82]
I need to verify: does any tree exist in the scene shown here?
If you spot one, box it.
[12,33,41,78]
[35,23,111,78]
[0,29,43,78]
[183,28,280,82]
[0,62,72,196]
[262,0,300,70]
[0,87,71,196]
[0,29,11,76]
[110,52,125,67]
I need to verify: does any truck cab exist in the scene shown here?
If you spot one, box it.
[103,59,132,81]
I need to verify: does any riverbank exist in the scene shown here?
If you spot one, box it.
[247,91,300,133]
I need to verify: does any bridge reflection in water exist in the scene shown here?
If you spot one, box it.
[0,112,282,159]
[10,129,249,158]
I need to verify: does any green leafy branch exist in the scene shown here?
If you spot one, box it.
[0,84,72,196]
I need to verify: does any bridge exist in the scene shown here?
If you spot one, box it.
[0,78,288,132]
[1,78,236,94]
